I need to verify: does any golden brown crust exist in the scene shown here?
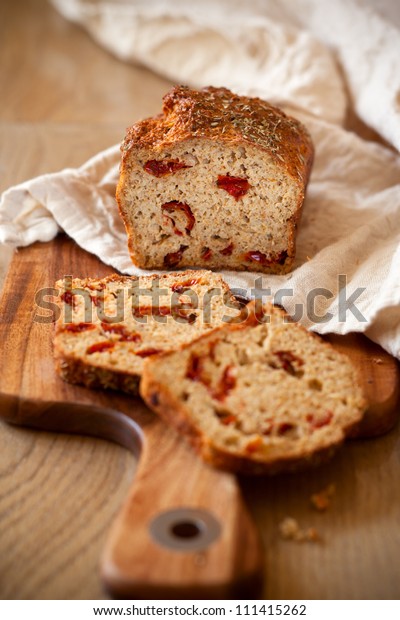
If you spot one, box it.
[117,86,314,275]
[53,270,239,395]
[140,361,348,476]
[121,86,314,187]
[140,302,367,475]
[55,349,140,395]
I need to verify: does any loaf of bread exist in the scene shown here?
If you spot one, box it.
[140,303,367,474]
[54,271,241,394]
[116,86,314,274]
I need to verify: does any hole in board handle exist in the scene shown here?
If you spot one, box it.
[149,508,221,551]
[170,520,202,539]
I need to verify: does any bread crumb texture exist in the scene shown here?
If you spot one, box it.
[141,302,367,474]
[116,86,314,274]
[54,271,240,394]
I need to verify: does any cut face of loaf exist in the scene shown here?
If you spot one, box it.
[54,271,241,395]
[116,86,314,274]
[140,303,367,474]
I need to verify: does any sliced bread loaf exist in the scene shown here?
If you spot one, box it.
[140,303,367,474]
[116,86,314,274]
[54,271,241,394]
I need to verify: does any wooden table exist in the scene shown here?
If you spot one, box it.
[0,0,399,600]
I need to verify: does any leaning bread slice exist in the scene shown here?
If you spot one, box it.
[54,271,240,394]
[140,303,367,474]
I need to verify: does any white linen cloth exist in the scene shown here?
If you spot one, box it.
[1,0,400,358]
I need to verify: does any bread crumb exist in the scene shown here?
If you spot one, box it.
[373,358,383,365]
[279,517,321,543]
[311,483,336,511]
[279,517,299,539]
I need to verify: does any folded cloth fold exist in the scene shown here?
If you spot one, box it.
[1,0,400,359]
[50,0,400,150]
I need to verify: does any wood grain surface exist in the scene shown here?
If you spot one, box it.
[0,0,400,601]
[0,236,264,599]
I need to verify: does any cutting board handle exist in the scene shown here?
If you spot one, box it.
[101,416,263,599]
[2,239,399,600]
[1,395,263,599]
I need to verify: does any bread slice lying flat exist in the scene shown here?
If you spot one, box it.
[140,303,367,474]
[54,271,240,395]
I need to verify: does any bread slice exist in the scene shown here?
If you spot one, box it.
[116,86,314,274]
[54,271,241,394]
[140,303,367,474]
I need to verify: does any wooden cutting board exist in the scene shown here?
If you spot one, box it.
[0,235,398,599]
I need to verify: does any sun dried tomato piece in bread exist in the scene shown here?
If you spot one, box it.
[116,86,314,274]
[54,271,240,394]
[140,302,366,474]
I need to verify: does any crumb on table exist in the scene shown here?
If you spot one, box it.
[279,517,321,543]
[311,483,336,511]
